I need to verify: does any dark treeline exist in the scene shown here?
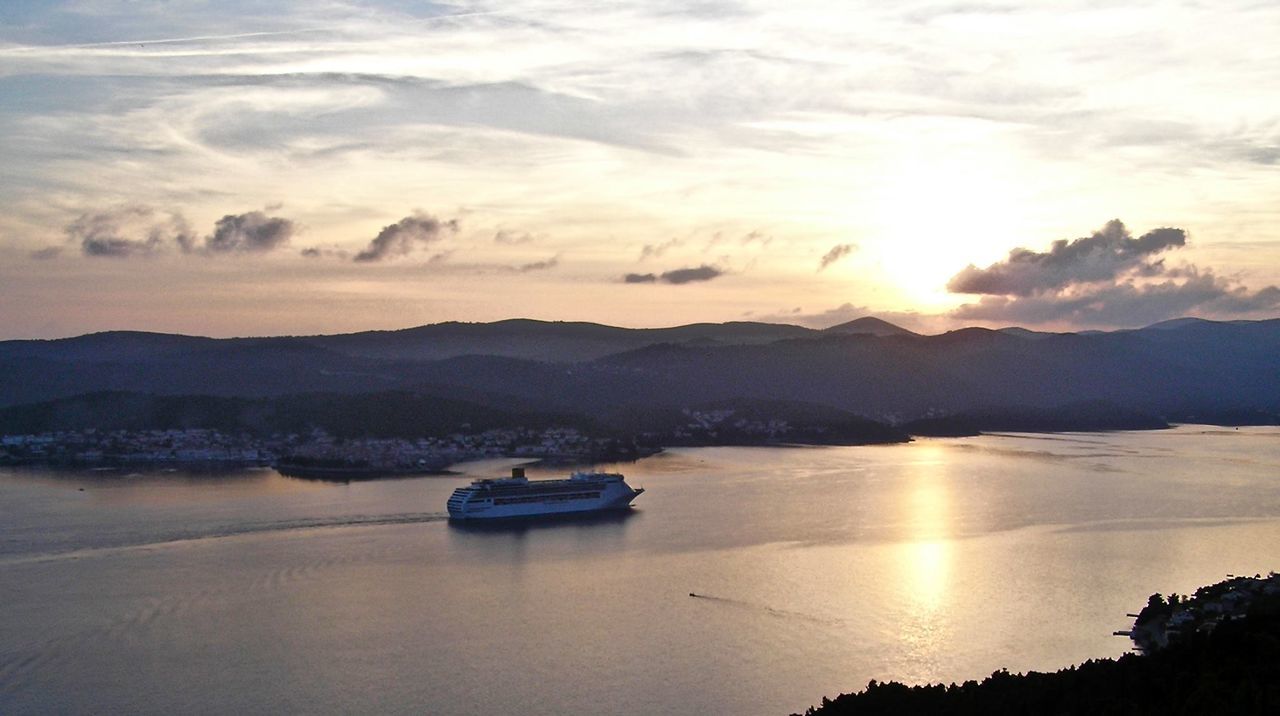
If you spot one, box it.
[0,391,591,439]
[797,594,1280,716]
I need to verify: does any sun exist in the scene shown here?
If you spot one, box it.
[864,142,1036,308]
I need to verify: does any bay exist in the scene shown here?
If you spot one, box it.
[2,425,1279,715]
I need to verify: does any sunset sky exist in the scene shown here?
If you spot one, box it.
[3,0,1279,338]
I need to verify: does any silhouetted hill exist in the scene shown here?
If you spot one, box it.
[304,319,814,362]
[0,331,219,362]
[822,317,915,337]
[2,318,1278,428]
[0,338,394,407]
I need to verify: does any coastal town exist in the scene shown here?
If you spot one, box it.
[0,402,911,476]
[0,425,653,474]
[1123,573,1280,651]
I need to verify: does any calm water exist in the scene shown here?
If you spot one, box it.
[3,426,1280,715]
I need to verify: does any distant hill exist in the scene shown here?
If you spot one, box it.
[821,317,916,337]
[302,319,814,362]
[2,318,1278,427]
[996,327,1058,340]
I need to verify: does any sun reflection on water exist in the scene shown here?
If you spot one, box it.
[908,540,952,612]
[892,443,957,678]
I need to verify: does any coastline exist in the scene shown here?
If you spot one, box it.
[7,422,1274,477]
[797,573,1280,716]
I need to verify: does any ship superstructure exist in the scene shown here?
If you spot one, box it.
[447,467,644,520]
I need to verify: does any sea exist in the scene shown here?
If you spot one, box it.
[2,425,1279,715]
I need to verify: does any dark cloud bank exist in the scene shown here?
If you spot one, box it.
[61,206,296,258]
[54,207,467,265]
[202,211,295,254]
[67,206,194,258]
[948,219,1280,325]
[624,264,724,284]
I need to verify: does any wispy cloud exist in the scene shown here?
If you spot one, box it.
[29,246,63,260]
[4,2,1280,336]
[494,229,536,245]
[516,255,559,272]
[818,243,856,271]
[0,28,334,55]
[300,246,351,259]
[639,237,682,261]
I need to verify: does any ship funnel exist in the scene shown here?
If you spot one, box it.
[512,467,525,478]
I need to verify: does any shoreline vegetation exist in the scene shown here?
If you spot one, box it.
[797,574,1280,716]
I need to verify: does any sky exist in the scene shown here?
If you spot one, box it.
[2,0,1279,338]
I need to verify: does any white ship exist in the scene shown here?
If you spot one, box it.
[447,467,644,520]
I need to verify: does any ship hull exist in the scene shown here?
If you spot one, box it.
[447,479,643,520]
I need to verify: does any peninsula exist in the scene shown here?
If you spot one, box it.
[797,574,1280,715]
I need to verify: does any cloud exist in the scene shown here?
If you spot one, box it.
[946,221,1280,326]
[29,246,63,260]
[65,206,299,258]
[754,302,870,327]
[947,219,1185,296]
[660,264,723,284]
[639,237,682,261]
[354,212,459,262]
[300,246,350,259]
[67,206,195,259]
[624,264,725,284]
[494,230,535,245]
[818,243,856,271]
[201,211,296,254]
[951,270,1280,326]
[517,255,559,272]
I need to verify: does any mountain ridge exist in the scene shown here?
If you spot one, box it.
[2,317,1277,424]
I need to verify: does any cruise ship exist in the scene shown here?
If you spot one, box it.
[446,467,644,520]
